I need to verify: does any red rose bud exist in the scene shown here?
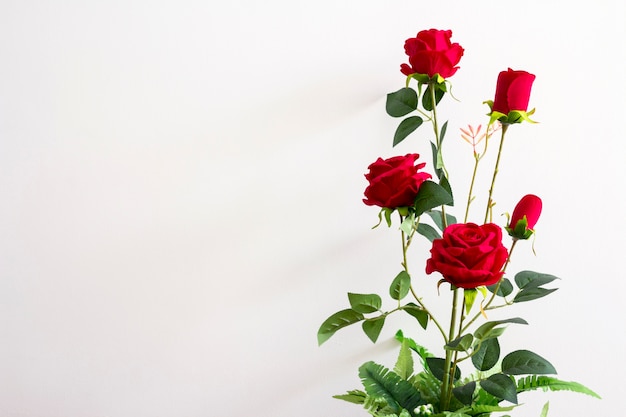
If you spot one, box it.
[400,29,464,79]
[425,223,509,289]
[506,194,542,240]
[491,68,536,122]
[363,153,432,209]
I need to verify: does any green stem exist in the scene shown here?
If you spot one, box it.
[428,83,449,229]
[441,286,460,411]
[483,123,509,224]
[399,213,447,341]
[464,154,480,223]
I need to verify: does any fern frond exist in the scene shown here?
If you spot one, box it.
[333,389,367,404]
[516,375,601,399]
[359,361,425,414]
[410,371,441,407]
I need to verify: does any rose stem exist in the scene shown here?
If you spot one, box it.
[400,213,447,340]
[483,123,509,224]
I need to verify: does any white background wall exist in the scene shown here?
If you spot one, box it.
[1,1,624,416]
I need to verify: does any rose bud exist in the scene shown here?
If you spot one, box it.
[506,194,542,240]
[363,154,432,209]
[400,29,464,79]
[491,68,536,123]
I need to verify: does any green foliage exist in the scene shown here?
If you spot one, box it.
[473,318,527,341]
[480,373,518,404]
[317,308,364,345]
[387,88,418,117]
[394,116,424,146]
[349,293,383,314]
[394,339,415,380]
[426,357,461,382]
[516,375,601,398]
[390,271,411,300]
[422,85,445,111]
[452,381,476,405]
[333,389,367,404]
[359,361,425,415]
[402,303,429,329]
[512,271,559,303]
[445,334,474,352]
[413,181,453,217]
[487,278,514,297]
[540,402,549,417]
[501,350,556,375]
[363,316,386,343]
[426,210,457,232]
[471,338,500,371]
[416,223,440,242]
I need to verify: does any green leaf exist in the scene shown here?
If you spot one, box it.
[395,330,433,365]
[394,338,414,380]
[438,175,453,205]
[540,402,549,417]
[422,84,445,111]
[463,289,477,315]
[317,309,365,345]
[440,120,448,142]
[452,381,476,406]
[348,293,382,314]
[386,87,418,117]
[513,287,558,303]
[514,271,560,289]
[473,317,528,341]
[445,334,474,352]
[501,350,557,375]
[430,141,444,177]
[362,316,386,343]
[426,210,457,232]
[413,181,453,217]
[416,223,440,242]
[425,357,461,382]
[402,303,429,329]
[472,337,500,371]
[393,116,423,147]
[390,270,411,300]
[487,278,514,297]
[333,389,367,404]
[400,214,415,235]
[358,361,424,414]
[480,373,518,404]
[516,375,601,399]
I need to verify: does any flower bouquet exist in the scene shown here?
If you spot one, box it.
[317,29,599,417]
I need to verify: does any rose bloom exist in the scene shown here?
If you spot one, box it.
[509,194,542,230]
[426,223,509,289]
[492,68,536,114]
[400,29,464,79]
[363,154,432,209]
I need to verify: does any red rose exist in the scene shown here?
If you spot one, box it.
[400,29,464,79]
[507,194,542,240]
[426,223,509,289]
[492,68,536,114]
[363,154,432,209]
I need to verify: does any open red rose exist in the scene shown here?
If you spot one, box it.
[400,29,464,79]
[492,68,536,114]
[363,154,431,209]
[426,223,508,289]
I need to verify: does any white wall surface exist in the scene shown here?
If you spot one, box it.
[1,1,624,416]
